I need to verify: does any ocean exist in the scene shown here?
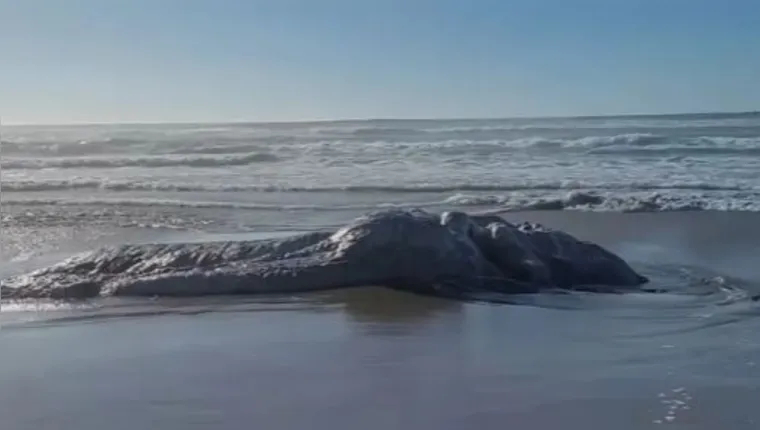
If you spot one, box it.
[2,112,760,429]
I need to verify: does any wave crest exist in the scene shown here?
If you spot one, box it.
[444,191,722,212]
[6,133,760,158]
[1,179,750,193]
[4,191,760,214]
[1,152,280,170]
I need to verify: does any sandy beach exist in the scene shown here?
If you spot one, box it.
[3,210,760,429]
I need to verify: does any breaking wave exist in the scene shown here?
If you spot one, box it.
[2,179,751,193]
[5,133,760,159]
[1,152,280,170]
[442,191,760,212]
[4,191,760,213]
[2,197,420,211]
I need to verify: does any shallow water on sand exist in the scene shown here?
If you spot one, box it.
[3,211,760,429]
[3,289,760,430]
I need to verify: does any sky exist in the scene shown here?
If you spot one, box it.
[1,0,759,125]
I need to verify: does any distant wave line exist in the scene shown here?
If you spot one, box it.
[1,179,752,193]
[3,191,759,213]
[0,152,280,170]
[4,134,760,159]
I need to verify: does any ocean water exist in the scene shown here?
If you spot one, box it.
[3,113,760,429]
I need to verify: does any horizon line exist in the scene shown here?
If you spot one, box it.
[4,109,758,128]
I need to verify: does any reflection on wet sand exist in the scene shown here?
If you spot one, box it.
[0,286,461,331]
[308,286,463,329]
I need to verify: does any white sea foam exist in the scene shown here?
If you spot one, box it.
[2,114,759,228]
[1,152,280,170]
[1,197,428,211]
[1,178,752,193]
[4,190,760,214]
[5,132,760,157]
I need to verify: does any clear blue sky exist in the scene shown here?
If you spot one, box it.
[1,0,759,124]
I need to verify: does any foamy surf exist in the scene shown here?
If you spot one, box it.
[4,190,760,219]
[1,152,280,170]
[1,178,752,193]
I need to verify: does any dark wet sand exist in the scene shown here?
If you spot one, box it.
[2,210,760,429]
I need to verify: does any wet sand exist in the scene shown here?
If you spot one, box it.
[2,210,760,429]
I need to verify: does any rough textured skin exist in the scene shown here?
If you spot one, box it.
[0,209,648,300]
